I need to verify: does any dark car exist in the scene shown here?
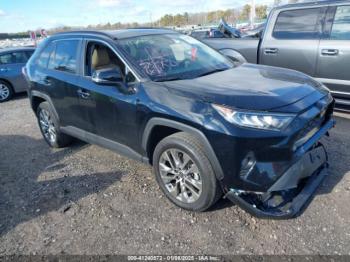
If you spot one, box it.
[189,29,210,39]
[203,0,350,110]
[24,29,335,218]
[190,29,227,40]
[0,47,35,102]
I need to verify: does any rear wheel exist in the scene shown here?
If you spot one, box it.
[153,132,222,211]
[0,81,14,102]
[37,102,72,148]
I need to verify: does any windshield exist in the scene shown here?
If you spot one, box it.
[117,33,233,82]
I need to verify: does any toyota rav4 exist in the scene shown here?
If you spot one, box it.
[24,29,335,219]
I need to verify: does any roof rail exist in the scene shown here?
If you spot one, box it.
[53,30,113,38]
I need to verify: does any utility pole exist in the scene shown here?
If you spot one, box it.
[149,11,153,27]
[250,0,256,27]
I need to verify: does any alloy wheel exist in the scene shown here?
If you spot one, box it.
[39,109,57,144]
[0,84,10,101]
[159,149,202,203]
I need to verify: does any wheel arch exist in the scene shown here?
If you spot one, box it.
[0,78,14,92]
[30,90,59,121]
[142,118,224,180]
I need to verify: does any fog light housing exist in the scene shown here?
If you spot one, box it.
[240,152,256,178]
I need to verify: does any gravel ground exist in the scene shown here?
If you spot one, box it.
[0,95,349,255]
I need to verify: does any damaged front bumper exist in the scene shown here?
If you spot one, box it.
[225,119,335,219]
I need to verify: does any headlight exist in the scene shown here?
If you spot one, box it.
[212,104,295,131]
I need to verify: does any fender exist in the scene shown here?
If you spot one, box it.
[219,48,247,65]
[30,90,60,122]
[142,118,224,180]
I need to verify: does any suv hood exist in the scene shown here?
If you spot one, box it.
[163,64,327,111]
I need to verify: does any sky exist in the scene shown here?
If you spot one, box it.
[0,0,275,33]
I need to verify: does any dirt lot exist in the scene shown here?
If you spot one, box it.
[0,95,349,255]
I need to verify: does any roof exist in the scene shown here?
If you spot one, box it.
[0,46,35,53]
[54,28,178,40]
[275,0,350,10]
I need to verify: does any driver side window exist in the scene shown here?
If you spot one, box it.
[85,41,136,83]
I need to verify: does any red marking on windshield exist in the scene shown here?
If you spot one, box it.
[191,47,197,61]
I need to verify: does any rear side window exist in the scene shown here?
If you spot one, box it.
[48,40,79,73]
[25,50,34,59]
[273,8,322,39]
[37,42,55,68]
[0,53,13,64]
[0,51,28,64]
[12,52,28,63]
[331,6,350,40]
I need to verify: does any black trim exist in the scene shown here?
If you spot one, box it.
[142,118,224,180]
[61,126,149,164]
[323,6,337,39]
[226,167,328,219]
[268,144,327,192]
[30,90,60,121]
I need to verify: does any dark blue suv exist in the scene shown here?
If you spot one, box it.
[24,29,335,218]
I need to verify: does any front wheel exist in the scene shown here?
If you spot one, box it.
[153,132,222,211]
[37,102,72,148]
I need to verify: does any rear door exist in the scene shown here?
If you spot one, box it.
[33,39,85,128]
[260,7,327,77]
[316,5,350,101]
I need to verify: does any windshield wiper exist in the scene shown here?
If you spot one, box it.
[196,68,229,78]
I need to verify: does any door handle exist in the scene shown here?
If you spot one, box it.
[0,68,10,72]
[321,49,339,56]
[43,77,52,86]
[264,48,278,55]
[77,89,91,99]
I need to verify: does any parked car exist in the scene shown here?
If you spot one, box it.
[203,0,350,110]
[24,29,334,218]
[241,22,266,38]
[217,18,242,38]
[189,29,210,39]
[190,27,240,40]
[208,29,227,38]
[0,47,35,102]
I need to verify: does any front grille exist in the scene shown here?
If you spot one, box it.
[294,97,334,149]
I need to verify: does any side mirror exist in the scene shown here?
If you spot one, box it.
[92,67,123,85]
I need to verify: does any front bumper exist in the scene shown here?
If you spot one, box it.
[224,118,335,219]
[226,166,328,219]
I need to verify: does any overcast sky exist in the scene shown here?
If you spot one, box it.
[0,0,275,33]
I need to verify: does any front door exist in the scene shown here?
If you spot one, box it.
[77,40,139,149]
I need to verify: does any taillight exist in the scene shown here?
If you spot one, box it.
[22,67,27,77]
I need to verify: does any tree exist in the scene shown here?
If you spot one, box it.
[255,5,268,19]
[239,4,251,20]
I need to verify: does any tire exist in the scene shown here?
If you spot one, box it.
[36,102,72,148]
[0,80,14,102]
[153,132,222,212]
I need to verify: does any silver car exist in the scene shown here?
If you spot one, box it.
[0,47,35,102]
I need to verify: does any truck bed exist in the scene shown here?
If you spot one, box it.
[203,38,260,64]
